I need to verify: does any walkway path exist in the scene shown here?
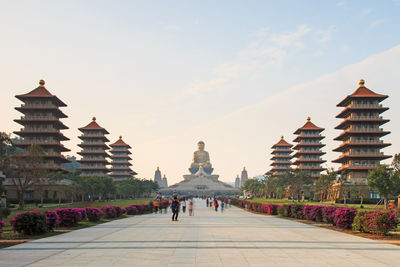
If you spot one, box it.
[0,199,399,266]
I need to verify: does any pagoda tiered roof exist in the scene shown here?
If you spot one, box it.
[109,136,137,180]
[332,80,391,178]
[77,117,110,177]
[13,80,70,170]
[292,117,326,177]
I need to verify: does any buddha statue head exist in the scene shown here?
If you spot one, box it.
[197,141,205,151]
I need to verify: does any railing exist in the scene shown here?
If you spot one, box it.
[21,103,57,108]
[20,128,59,132]
[344,163,377,168]
[349,103,382,108]
[343,152,384,156]
[349,115,383,120]
[346,127,383,132]
[20,116,57,120]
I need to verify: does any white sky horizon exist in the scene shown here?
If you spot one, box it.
[1,1,399,184]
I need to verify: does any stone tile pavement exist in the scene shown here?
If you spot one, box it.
[0,199,399,266]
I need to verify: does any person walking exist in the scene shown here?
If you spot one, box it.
[153,200,159,213]
[181,199,187,213]
[171,196,180,221]
[188,200,194,216]
[221,201,225,212]
[214,199,219,212]
[206,198,209,207]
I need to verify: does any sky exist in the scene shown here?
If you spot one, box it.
[1,0,400,184]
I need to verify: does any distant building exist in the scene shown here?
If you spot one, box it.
[154,167,163,187]
[292,117,326,178]
[267,136,293,177]
[61,156,81,172]
[162,175,168,188]
[332,80,391,184]
[13,80,70,171]
[235,175,240,188]
[240,167,248,186]
[77,117,110,177]
[109,136,137,181]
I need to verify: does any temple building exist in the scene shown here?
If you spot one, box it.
[77,117,110,177]
[14,80,70,171]
[235,175,240,188]
[162,175,168,188]
[109,136,137,181]
[267,136,293,177]
[292,117,326,178]
[240,167,248,186]
[154,167,163,187]
[332,79,391,185]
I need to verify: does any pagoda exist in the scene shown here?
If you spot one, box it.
[14,80,70,171]
[292,117,326,178]
[332,79,391,184]
[109,136,137,181]
[267,136,293,176]
[77,117,110,177]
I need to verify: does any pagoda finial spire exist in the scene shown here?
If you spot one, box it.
[359,79,365,87]
[307,116,311,122]
[92,117,96,121]
[119,135,122,139]
[281,136,284,139]
[39,80,45,87]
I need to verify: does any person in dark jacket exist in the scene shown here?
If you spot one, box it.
[171,196,180,221]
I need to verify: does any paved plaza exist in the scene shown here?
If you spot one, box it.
[0,199,399,266]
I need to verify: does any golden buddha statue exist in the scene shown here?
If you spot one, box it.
[189,141,213,174]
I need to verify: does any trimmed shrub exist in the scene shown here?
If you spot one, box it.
[322,206,338,224]
[0,220,5,238]
[277,205,285,216]
[125,205,139,215]
[10,210,48,235]
[352,210,398,235]
[78,208,87,220]
[102,206,123,219]
[304,205,324,222]
[85,207,104,222]
[56,208,82,227]
[333,208,357,229]
[45,210,59,231]
[290,205,304,219]
[261,204,278,215]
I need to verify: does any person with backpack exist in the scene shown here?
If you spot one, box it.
[171,196,180,221]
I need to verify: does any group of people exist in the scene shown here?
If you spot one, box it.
[170,195,194,221]
[152,193,231,222]
[206,197,226,212]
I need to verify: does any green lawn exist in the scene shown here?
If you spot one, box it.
[246,198,384,211]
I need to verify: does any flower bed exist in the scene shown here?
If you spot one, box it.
[352,210,398,235]
[56,208,82,227]
[85,207,104,222]
[45,210,59,231]
[230,198,399,234]
[0,220,5,238]
[10,210,48,235]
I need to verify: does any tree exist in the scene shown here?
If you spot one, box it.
[392,153,400,174]
[242,179,265,197]
[367,165,400,209]
[0,132,15,193]
[314,170,336,202]
[4,144,49,209]
[285,170,313,201]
